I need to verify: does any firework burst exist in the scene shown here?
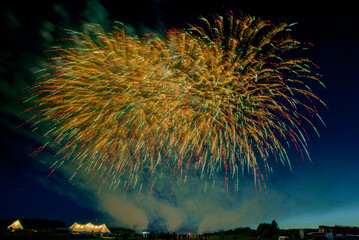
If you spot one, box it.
[25,12,326,192]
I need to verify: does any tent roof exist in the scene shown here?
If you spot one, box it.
[7,220,24,230]
[69,222,111,233]
[69,222,78,229]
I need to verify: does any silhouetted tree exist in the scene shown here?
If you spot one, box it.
[271,221,279,232]
[257,220,279,239]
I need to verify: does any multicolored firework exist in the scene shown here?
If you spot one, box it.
[24,12,326,192]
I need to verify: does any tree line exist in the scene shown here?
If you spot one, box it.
[208,220,301,240]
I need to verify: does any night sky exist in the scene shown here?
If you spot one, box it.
[1,0,358,233]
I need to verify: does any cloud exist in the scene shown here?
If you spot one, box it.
[62,167,290,233]
[97,193,149,231]
[183,185,288,233]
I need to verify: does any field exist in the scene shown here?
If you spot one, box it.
[0,232,260,240]
[0,231,107,240]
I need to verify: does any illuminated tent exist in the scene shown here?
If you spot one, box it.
[7,220,24,231]
[69,222,111,234]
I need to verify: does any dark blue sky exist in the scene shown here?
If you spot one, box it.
[1,0,358,232]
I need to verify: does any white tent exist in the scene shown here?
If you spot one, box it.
[7,220,24,231]
[69,222,111,234]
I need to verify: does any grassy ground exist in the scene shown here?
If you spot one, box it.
[0,231,108,240]
[205,236,257,240]
[0,232,262,240]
